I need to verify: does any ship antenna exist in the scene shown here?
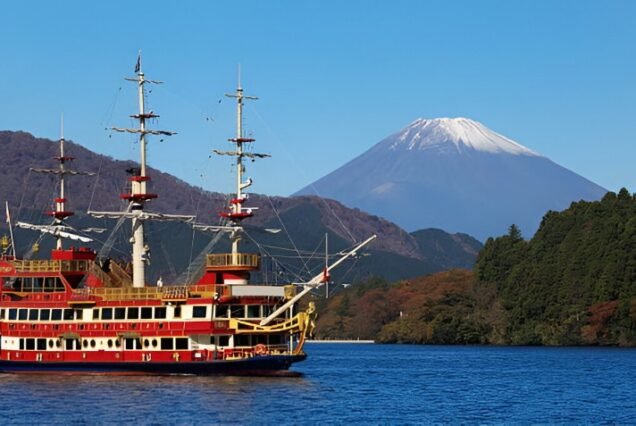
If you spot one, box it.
[213,68,270,257]
[112,52,176,288]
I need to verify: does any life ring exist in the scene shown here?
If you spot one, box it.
[254,344,268,356]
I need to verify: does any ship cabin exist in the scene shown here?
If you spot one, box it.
[0,247,308,364]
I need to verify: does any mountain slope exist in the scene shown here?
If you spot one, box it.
[0,130,481,282]
[295,118,607,240]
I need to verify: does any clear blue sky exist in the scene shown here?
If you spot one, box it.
[1,1,634,196]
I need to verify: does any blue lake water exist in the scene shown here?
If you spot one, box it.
[0,343,635,424]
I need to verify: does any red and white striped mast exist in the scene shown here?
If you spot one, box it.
[214,69,270,256]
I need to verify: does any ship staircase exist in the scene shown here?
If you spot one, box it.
[88,259,133,288]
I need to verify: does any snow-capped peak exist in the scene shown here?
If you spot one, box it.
[389,117,539,156]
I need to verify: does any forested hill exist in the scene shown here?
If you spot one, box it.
[476,189,636,345]
[316,190,636,346]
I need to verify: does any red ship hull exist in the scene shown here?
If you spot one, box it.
[0,353,306,376]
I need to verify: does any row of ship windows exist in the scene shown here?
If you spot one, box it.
[14,337,192,351]
[2,277,66,292]
[0,304,272,322]
[7,334,284,351]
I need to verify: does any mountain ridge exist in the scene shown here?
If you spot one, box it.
[0,130,482,281]
[295,118,607,240]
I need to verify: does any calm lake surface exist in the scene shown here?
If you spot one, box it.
[0,343,634,424]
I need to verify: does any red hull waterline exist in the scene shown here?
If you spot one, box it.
[0,354,307,377]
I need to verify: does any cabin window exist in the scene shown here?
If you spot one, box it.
[262,305,272,317]
[246,305,260,318]
[40,310,50,321]
[33,278,44,290]
[268,335,283,345]
[65,339,74,350]
[44,277,55,292]
[114,308,126,320]
[102,308,113,320]
[141,307,152,320]
[74,309,83,320]
[215,305,229,318]
[218,336,230,347]
[174,306,182,319]
[50,309,62,321]
[230,305,244,318]
[154,307,166,319]
[18,309,27,321]
[127,307,139,320]
[0,309,4,320]
[235,335,250,347]
[26,339,35,350]
[19,339,24,350]
[124,338,141,350]
[29,309,38,321]
[192,306,207,318]
[63,309,74,321]
[93,309,100,320]
[37,339,46,350]
[8,309,16,321]
[160,338,174,350]
[175,338,188,350]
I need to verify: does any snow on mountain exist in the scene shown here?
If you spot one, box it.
[294,118,607,240]
[388,118,538,156]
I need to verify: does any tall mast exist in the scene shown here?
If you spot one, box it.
[112,53,176,288]
[214,70,270,256]
[20,116,95,250]
[54,114,68,250]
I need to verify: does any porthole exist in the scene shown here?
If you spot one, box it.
[82,340,88,348]
[144,339,150,348]
[48,340,54,348]
[107,340,113,348]
[55,340,61,348]
[115,340,121,347]
[90,340,96,348]
[152,339,158,348]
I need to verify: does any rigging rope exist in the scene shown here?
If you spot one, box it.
[250,106,357,243]
[265,195,312,277]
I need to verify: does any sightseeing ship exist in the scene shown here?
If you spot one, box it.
[0,58,375,375]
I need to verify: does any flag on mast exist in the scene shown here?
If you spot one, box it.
[134,54,141,74]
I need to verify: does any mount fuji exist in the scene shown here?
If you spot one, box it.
[294,118,607,240]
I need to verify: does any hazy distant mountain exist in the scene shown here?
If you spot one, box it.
[295,118,607,240]
[0,130,481,282]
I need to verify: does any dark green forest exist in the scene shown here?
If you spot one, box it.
[316,189,636,346]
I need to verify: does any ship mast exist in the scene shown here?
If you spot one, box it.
[88,54,194,288]
[113,54,175,288]
[17,116,95,249]
[53,115,70,250]
[214,70,270,256]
